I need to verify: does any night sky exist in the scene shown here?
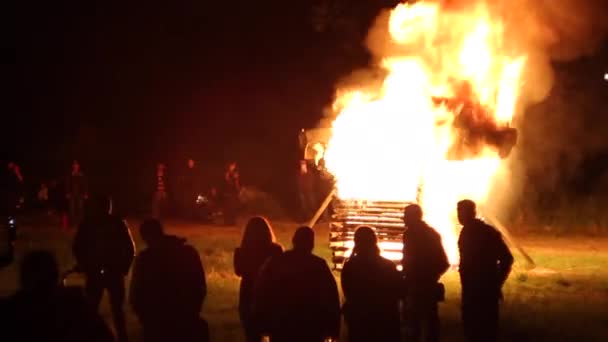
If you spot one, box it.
[11,1,608,214]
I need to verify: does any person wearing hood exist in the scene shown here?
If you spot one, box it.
[129,219,208,342]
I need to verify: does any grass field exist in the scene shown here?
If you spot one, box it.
[1,216,608,341]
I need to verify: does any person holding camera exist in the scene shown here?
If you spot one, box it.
[402,204,450,342]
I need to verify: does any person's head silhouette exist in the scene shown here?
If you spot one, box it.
[457,199,477,226]
[140,219,165,246]
[20,250,59,296]
[292,226,314,253]
[352,226,379,257]
[403,203,423,228]
[241,216,276,249]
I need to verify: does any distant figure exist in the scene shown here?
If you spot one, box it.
[1,250,114,341]
[3,161,24,211]
[48,179,69,229]
[222,162,241,225]
[178,158,200,219]
[72,195,135,342]
[130,219,208,342]
[37,182,49,209]
[254,226,340,342]
[402,204,450,342]
[66,160,88,226]
[152,163,169,219]
[341,226,401,342]
[234,216,283,342]
[297,160,317,221]
[457,200,513,342]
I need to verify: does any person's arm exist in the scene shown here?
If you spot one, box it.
[186,246,206,312]
[233,248,243,277]
[495,233,514,287]
[435,235,450,280]
[321,261,341,339]
[252,258,275,334]
[118,220,136,275]
[128,256,144,319]
[340,260,354,302]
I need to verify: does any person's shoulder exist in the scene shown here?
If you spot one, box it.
[135,248,153,261]
[379,255,396,268]
[178,241,200,257]
[311,253,330,267]
[425,223,442,239]
[477,220,501,237]
[270,243,284,254]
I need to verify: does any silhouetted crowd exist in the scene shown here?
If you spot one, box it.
[1,192,513,341]
[0,159,244,228]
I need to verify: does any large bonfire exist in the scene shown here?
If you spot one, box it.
[323,0,526,263]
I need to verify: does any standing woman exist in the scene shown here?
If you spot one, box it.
[234,216,283,342]
[341,226,402,342]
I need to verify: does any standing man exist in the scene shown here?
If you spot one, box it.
[457,199,513,342]
[66,160,88,226]
[402,204,450,342]
[223,162,240,225]
[297,160,316,221]
[130,219,208,342]
[152,163,169,219]
[254,226,340,342]
[73,195,135,342]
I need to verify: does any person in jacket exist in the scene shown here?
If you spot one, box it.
[130,219,208,342]
[457,199,513,342]
[341,226,401,342]
[254,226,340,342]
[234,216,283,342]
[72,195,135,342]
[402,204,450,342]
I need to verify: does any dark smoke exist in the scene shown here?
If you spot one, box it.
[431,81,517,160]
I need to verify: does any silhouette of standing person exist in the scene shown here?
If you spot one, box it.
[297,160,317,221]
[66,160,88,226]
[457,200,513,342]
[223,162,240,225]
[234,216,283,342]
[402,204,450,342]
[341,226,401,342]
[130,219,208,342]
[73,195,135,342]
[1,250,114,342]
[254,226,340,342]
[151,163,169,219]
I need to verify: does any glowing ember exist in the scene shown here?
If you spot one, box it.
[324,0,526,263]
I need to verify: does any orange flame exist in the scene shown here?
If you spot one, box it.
[324,1,526,263]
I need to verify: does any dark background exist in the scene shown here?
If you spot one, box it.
[10,1,608,222]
